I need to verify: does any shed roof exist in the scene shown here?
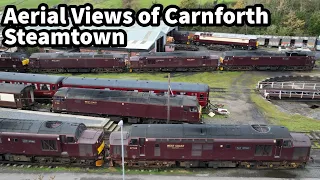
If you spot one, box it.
[0,118,85,136]
[0,72,65,84]
[62,77,209,92]
[25,20,174,50]
[0,83,32,94]
[56,87,199,107]
[128,124,292,139]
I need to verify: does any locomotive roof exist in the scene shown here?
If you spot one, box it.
[0,83,33,94]
[29,52,127,59]
[62,77,209,92]
[129,124,292,139]
[134,51,219,58]
[0,72,65,84]
[223,50,315,57]
[0,118,86,137]
[55,87,199,107]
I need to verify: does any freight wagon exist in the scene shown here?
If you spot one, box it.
[109,124,311,169]
[51,87,203,124]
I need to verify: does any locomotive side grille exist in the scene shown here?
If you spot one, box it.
[293,147,309,160]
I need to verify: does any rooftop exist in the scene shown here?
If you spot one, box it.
[24,19,176,50]
[0,83,32,94]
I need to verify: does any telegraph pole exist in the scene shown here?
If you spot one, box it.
[167,73,171,124]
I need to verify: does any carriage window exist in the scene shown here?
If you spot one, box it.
[13,138,18,142]
[183,107,188,112]
[31,83,37,90]
[129,139,138,145]
[180,92,186,95]
[41,84,50,90]
[199,94,204,100]
[52,85,56,90]
[226,144,231,149]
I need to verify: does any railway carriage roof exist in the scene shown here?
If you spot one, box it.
[0,72,65,84]
[0,52,28,59]
[0,119,85,136]
[30,52,127,59]
[0,83,32,94]
[129,124,292,139]
[62,77,209,92]
[223,50,315,57]
[56,87,199,107]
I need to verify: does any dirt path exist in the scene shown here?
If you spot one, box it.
[205,72,268,125]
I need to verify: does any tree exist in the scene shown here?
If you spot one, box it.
[233,0,245,9]
[282,11,305,36]
[179,0,198,9]
[308,12,320,36]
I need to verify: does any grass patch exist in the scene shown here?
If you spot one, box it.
[55,71,243,89]
[316,60,320,67]
[251,93,320,131]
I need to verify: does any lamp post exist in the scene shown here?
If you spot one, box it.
[118,120,125,180]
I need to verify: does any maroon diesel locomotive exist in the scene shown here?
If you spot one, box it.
[0,119,105,166]
[0,53,29,72]
[220,50,316,71]
[129,51,219,72]
[109,124,311,169]
[51,87,202,124]
[29,52,127,73]
[61,77,210,107]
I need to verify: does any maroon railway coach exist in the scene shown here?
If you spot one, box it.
[109,124,311,169]
[220,50,316,71]
[29,52,127,73]
[0,119,105,166]
[61,77,210,107]
[51,87,202,124]
[0,72,65,98]
[0,83,35,109]
[129,51,219,72]
[0,52,29,72]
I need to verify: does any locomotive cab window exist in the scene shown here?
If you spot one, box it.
[52,85,56,90]
[283,140,292,148]
[190,107,197,112]
[67,137,75,143]
[129,139,138,145]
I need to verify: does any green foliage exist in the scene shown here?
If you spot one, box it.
[179,0,198,9]
[24,47,40,56]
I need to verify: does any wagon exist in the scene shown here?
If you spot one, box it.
[0,83,35,109]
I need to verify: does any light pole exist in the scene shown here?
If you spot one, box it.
[118,120,125,180]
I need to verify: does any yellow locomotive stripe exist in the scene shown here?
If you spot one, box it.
[22,59,29,66]
[97,141,105,154]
